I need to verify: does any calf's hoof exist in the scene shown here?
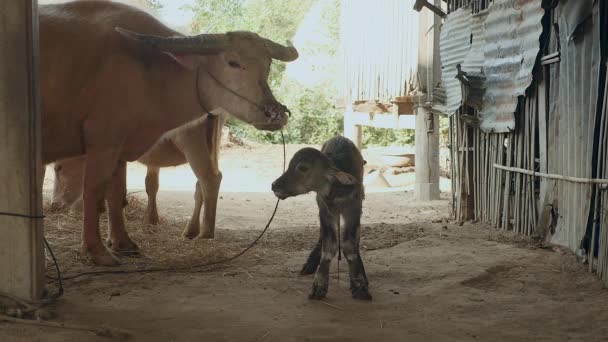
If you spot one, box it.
[351,285,372,300]
[300,261,318,275]
[83,247,120,266]
[308,284,328,300]
[107,239,140,256]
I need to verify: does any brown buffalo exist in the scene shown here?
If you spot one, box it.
[40,1,297,265]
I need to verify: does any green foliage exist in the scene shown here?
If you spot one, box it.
[187,0,443,148]
[188,0,314,89]
[144,0,163,10]
[362,127,415,147]
[227,79,343,144]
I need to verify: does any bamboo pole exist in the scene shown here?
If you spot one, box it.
[492,165,608,184]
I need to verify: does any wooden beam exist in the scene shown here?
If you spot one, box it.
[0,1,45,301]
[346,111,416,130]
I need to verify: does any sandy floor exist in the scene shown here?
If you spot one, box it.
[4,144,608,341]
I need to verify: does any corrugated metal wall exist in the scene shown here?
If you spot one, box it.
[547,0,601,252]
[447,0,608,282]
[436,0,544,132]
[340,0,419,102]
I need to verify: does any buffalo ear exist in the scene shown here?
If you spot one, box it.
[328,168,358,185]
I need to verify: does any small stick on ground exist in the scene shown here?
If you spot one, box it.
[255,330,270,342]
[313,300,344,311]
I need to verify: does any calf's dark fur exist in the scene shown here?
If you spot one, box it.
[272,136,371,300]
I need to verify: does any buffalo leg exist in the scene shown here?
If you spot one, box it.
[82,150,121,266]
[309,203,338,300]
[106,161,139,255]
[341,206,371,300]
[144,166,160,225]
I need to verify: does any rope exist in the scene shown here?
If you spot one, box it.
[3,63,288,303]
[48,130,286,282]
[0,211,44,219]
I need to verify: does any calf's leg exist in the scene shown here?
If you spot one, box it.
[184,180,203,239]
[82,150,121,266]
[300,237,321,275]
[309,203,338,300]
[341,205,371,300]
[144,166,160,225]
[182,145,222,239]
[106,161,139,255]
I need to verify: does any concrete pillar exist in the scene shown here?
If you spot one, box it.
[415,104,440,200]
[0,1,45,300]
[414,0,442,201]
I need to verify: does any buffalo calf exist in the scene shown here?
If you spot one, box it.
[272,136,371,300]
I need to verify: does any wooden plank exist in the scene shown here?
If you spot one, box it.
[343,108,363,150]
[0,1,45,301]
[347,111,416,130]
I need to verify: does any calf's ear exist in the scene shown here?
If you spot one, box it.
[328,168,358,185]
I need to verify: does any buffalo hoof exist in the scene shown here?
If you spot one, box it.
[144,215,158,226]
[107,239,140,256]
[300,261,318,275]
[84,247,120,266]
[198,231,215,239]
[144,211,159,225]
[308,284,328,300]
[351,286,372,300]
[182,228,199,240]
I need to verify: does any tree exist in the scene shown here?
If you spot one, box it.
[186,0,346,145]
[143,0,163,10]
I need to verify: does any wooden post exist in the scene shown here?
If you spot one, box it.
[415,104,441,200]
[0,1,45,301]
[414,1,441,201]
[344,105,363,150]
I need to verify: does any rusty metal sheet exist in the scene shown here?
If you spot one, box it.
[462,10,487,75]
[479,0,545,133]
[436,6,472,116]
[435,0,544,133]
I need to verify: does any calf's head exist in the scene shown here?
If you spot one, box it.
[51,157,85,211]
[116,28,298,131]
[272,148,358,199]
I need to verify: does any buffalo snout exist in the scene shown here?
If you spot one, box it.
[271,176,289,200]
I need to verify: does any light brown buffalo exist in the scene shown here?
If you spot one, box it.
[40,1,297,265]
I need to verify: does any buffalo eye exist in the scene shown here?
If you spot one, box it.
[228,60,241,68]
[297,164,309,173]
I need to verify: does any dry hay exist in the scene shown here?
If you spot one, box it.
[43,192,429,284]
[42,193,285,282]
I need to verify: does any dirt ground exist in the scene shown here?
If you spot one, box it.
[3,143,608,341]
